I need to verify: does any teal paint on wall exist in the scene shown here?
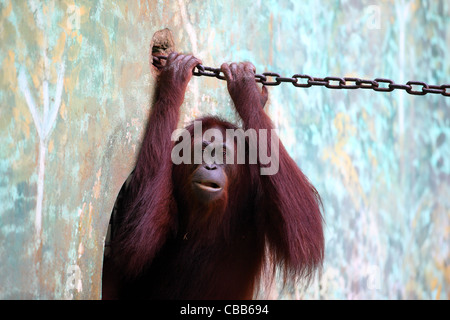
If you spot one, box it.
[0,0,449,299]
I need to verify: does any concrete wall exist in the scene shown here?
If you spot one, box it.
[0,0,448,299]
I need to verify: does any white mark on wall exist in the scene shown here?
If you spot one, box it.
[67,5,81,31]
[18,60,65,237]
[17,1,68,238]
[366,265,382,291]
[365,5,381,30]
[64,265,83,300]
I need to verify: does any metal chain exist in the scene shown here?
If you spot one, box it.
[152,56,450,97]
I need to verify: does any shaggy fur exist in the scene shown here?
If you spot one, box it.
[102,54,324,299]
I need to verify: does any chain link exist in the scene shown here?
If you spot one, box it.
[152,56,450,97]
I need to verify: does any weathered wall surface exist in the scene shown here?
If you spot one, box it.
[0,0,448,299]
